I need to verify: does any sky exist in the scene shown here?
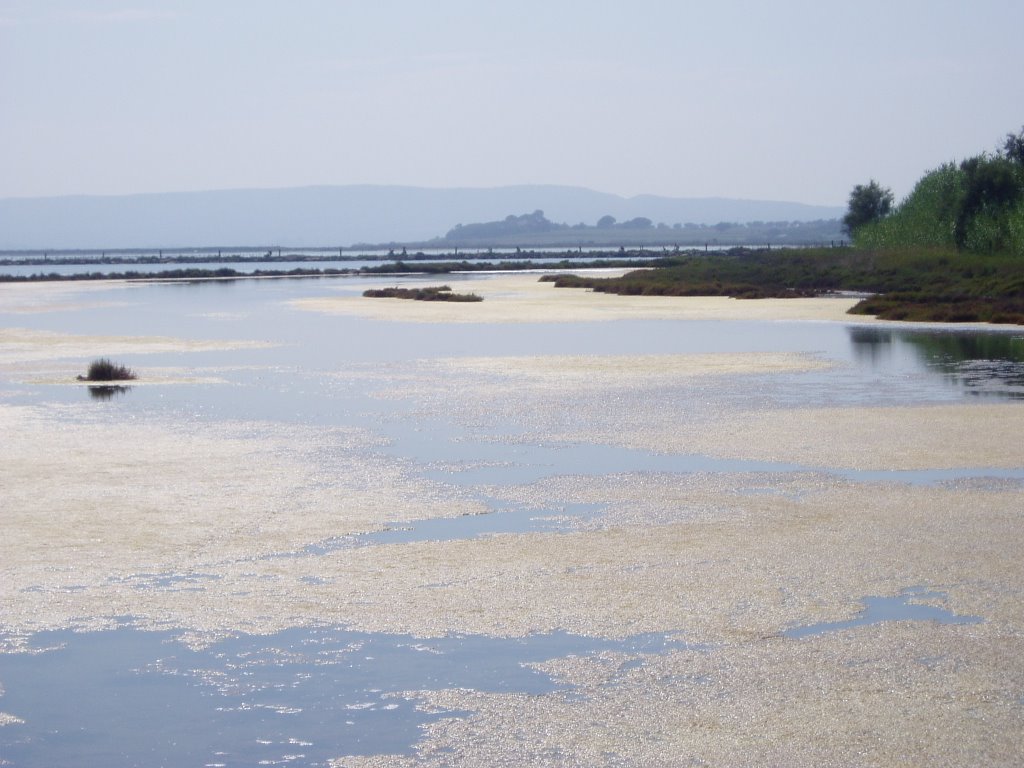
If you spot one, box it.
[1,0,1022,206]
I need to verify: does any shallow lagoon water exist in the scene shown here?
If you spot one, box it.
[7,275,1023,389]
[4,276,1022,555]
[784,587,984,639]
[0,626,697,767]
[2,273,1023,765]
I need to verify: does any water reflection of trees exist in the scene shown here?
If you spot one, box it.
[848,327,1024,398]
[87,385,132,401]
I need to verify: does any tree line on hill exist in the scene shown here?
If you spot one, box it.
[438,210,842,247]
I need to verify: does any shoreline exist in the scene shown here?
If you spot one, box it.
[3,270,1022,329]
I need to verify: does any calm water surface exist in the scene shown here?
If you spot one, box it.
[0,627,695,766]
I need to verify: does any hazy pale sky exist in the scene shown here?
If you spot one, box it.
[1,0,1021,206]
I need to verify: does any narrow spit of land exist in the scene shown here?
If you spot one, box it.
[0,255,663,285]
[541,247,1024,324]
[0,249,667,277]
[3,246,1024,324]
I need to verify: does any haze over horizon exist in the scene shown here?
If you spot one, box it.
[0,184,846,249]
[2,1,1022,208]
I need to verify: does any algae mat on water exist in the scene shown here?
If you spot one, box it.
[291,272,880,324]
[2,276,1023,766]
[2,397,1022,764]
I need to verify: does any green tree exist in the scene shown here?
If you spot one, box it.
[955,155,1023,250]
[842,180,894,235]
[1001,126,1024,165]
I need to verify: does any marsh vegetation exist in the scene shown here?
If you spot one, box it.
[542,247,1024,323]
[362,285,483,302]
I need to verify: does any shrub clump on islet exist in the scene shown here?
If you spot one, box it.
[78,358,137,382]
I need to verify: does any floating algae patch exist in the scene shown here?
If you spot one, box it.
[0,327,273,366]
[0,625,696,768]
[437,351,834,384]
[300,471,1024,641]
[0,280,136,315]
[415,364,1024,472]
[417,438,1024,488]
[602,402,1024,471]
[341,621,1024,767]
[421,442,810,487]
[784,587,983,639]
[291,272,871,325]
[7,402,1019,646]
[0,403,487,639]
[372,348,1024,473]
[834,466,1024,486]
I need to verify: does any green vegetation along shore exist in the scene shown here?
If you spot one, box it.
[547,129,1024,324]
[852,132,1024,257]
[543,247,1024,324]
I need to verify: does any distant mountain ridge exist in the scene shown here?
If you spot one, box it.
[0,185,844,250]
